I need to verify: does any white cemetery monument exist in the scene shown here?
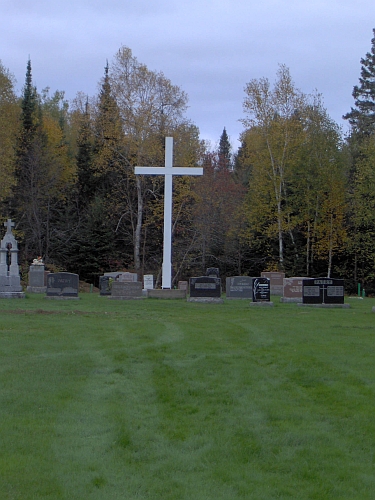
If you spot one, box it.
[135,137,203,289]
[0,219,25,298]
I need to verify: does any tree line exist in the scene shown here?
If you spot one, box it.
[1,33,375,292]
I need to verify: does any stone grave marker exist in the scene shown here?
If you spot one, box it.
[302,278,345,305]
[118,272,138,282]
[27,263,47,293]
[281,277,306,303]
[226,276,253,299]
[178,280,188,291]
[261,271,285,296]
[252,277,271,302]
[109,281,143,300]
[143,274,154,290]
[206,267,220,278]
[188,276,222,303]
[0,219,25,298]
[46,272,79,299]
[104,272,121,278]
[99,276,112,296]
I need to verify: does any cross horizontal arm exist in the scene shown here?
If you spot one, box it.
[135,167,203,176]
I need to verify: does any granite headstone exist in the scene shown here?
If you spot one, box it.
[261,271,285,296]
[302,278,345,305]
[109,281,143,299]
[189,276,221,298]
[226,276,253,299]
[46,272,79,299]
[252,277,271,302]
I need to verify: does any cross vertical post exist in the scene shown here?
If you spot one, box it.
[135,137,203,289]
[162,138,173,289]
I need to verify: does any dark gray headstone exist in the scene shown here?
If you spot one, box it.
[206,267,220,278]
[189,276,221,298]
[226,276,253,299]
[46,272,79,298]
[252,277,270,302]
[302,278,344,304]
[99,276,112,296]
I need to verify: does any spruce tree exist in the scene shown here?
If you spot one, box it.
[344,28,375,135]
[218,127,232,169]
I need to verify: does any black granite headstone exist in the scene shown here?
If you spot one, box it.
[46,272,79,297]
[252,277,270,302]
[302,278,345,304]
[190,276,221,298]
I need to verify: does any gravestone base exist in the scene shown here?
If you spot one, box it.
[0,291,25,299]
[372,306,375,313]
[249,301,274,307]
[109,296,144,300]
[148,289,186,299]
[27,286,47,293]
[187,297,224,304]
[280,297,302,303]
[297,303,350,309]
[45,295,80,300]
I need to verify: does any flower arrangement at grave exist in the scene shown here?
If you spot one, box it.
[32,256,44,265]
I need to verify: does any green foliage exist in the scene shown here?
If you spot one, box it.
[0,60,19,206]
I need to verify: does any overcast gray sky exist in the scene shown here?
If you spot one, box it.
[1,0,375,150]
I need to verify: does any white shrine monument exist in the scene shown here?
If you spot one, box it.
[0,219,25,298]
[135,137,203,289]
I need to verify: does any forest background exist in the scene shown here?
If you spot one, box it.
[1,31,375,293]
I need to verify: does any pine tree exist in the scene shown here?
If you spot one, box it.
[76,99,95,206]
[344,28,375,135]
[218,127,232,169]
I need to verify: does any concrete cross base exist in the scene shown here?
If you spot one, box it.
[148,289,186,299]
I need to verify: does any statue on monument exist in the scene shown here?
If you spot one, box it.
[0,219,25,298]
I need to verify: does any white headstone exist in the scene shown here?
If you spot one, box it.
[143,274,154,290]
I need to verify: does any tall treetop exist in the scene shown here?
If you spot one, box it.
[344,28,375,135]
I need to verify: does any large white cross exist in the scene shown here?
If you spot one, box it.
[135,137,203,289]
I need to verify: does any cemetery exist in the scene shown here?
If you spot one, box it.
[0,146,370,498]
[2,21,375,496]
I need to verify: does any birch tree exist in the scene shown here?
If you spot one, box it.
[241,65,306,268]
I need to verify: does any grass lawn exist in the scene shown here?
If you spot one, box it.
[0,293,374,499]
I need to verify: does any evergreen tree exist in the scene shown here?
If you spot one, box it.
[344,28,375,135]
[218,127,232,169]
[92,62,125,196]
[76,99,95,206]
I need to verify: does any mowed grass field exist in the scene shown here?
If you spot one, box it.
[0,294,374,499]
